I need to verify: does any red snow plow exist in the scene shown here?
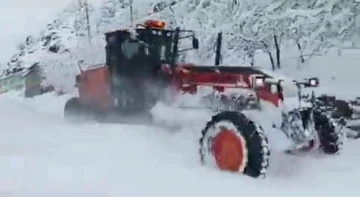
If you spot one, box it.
[64,20,343,178]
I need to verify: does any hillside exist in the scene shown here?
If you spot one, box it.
[0,0,77,64]
[2,0,360,91]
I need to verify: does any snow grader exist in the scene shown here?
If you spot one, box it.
[64,19,344,178]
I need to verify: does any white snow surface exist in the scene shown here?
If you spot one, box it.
[1,49,360,196]
[1,36,360,197]
[2,0,360,195]
[0,91,359,196]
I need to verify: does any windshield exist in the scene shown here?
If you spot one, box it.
[106,29,179,75]
[122,39,143,59]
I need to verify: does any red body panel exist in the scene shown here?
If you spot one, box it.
[171,65,281,107]
[77,65,112,110]
[76,63,281,111]
[255,86,280,107]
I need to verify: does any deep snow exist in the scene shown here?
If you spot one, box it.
[0,80,360,196]
[2,28,360,197]
[1,50,360,196]
[1,0,360,196]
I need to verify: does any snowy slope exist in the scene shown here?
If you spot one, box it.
[0,0,74,64]
[4,0,360,93]
[1,0,160,91]
[0,0,108,65]
[0,0,314,80]
[0,83,359,196]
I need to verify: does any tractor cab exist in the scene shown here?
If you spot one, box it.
[104,20,199,83]
[102,20,199,112]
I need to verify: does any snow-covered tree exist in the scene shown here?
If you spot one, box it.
[266,0,360,64]
[5,0,360,79]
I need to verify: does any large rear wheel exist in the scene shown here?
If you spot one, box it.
[199,111,270,178]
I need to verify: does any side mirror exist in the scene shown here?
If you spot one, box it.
[75,75,80,83]
[305,77,319,87]
[75,74,80,88]
[192,37,199,49]
[277,80,284,100]
[277,80,284,92]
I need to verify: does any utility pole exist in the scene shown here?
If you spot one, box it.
[129,0,134,25]
[84,0,91,45]
[74,0,81,49]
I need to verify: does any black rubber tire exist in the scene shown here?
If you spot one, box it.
[64,97,83,120]
[335,100,353,118]
[199,111,270,178]
[314,111,343,154]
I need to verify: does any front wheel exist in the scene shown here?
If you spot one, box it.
[199,111,270,178]
[314,111,344,154]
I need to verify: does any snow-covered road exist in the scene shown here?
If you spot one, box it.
[0,92,359,196]
[1,0,360,195]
